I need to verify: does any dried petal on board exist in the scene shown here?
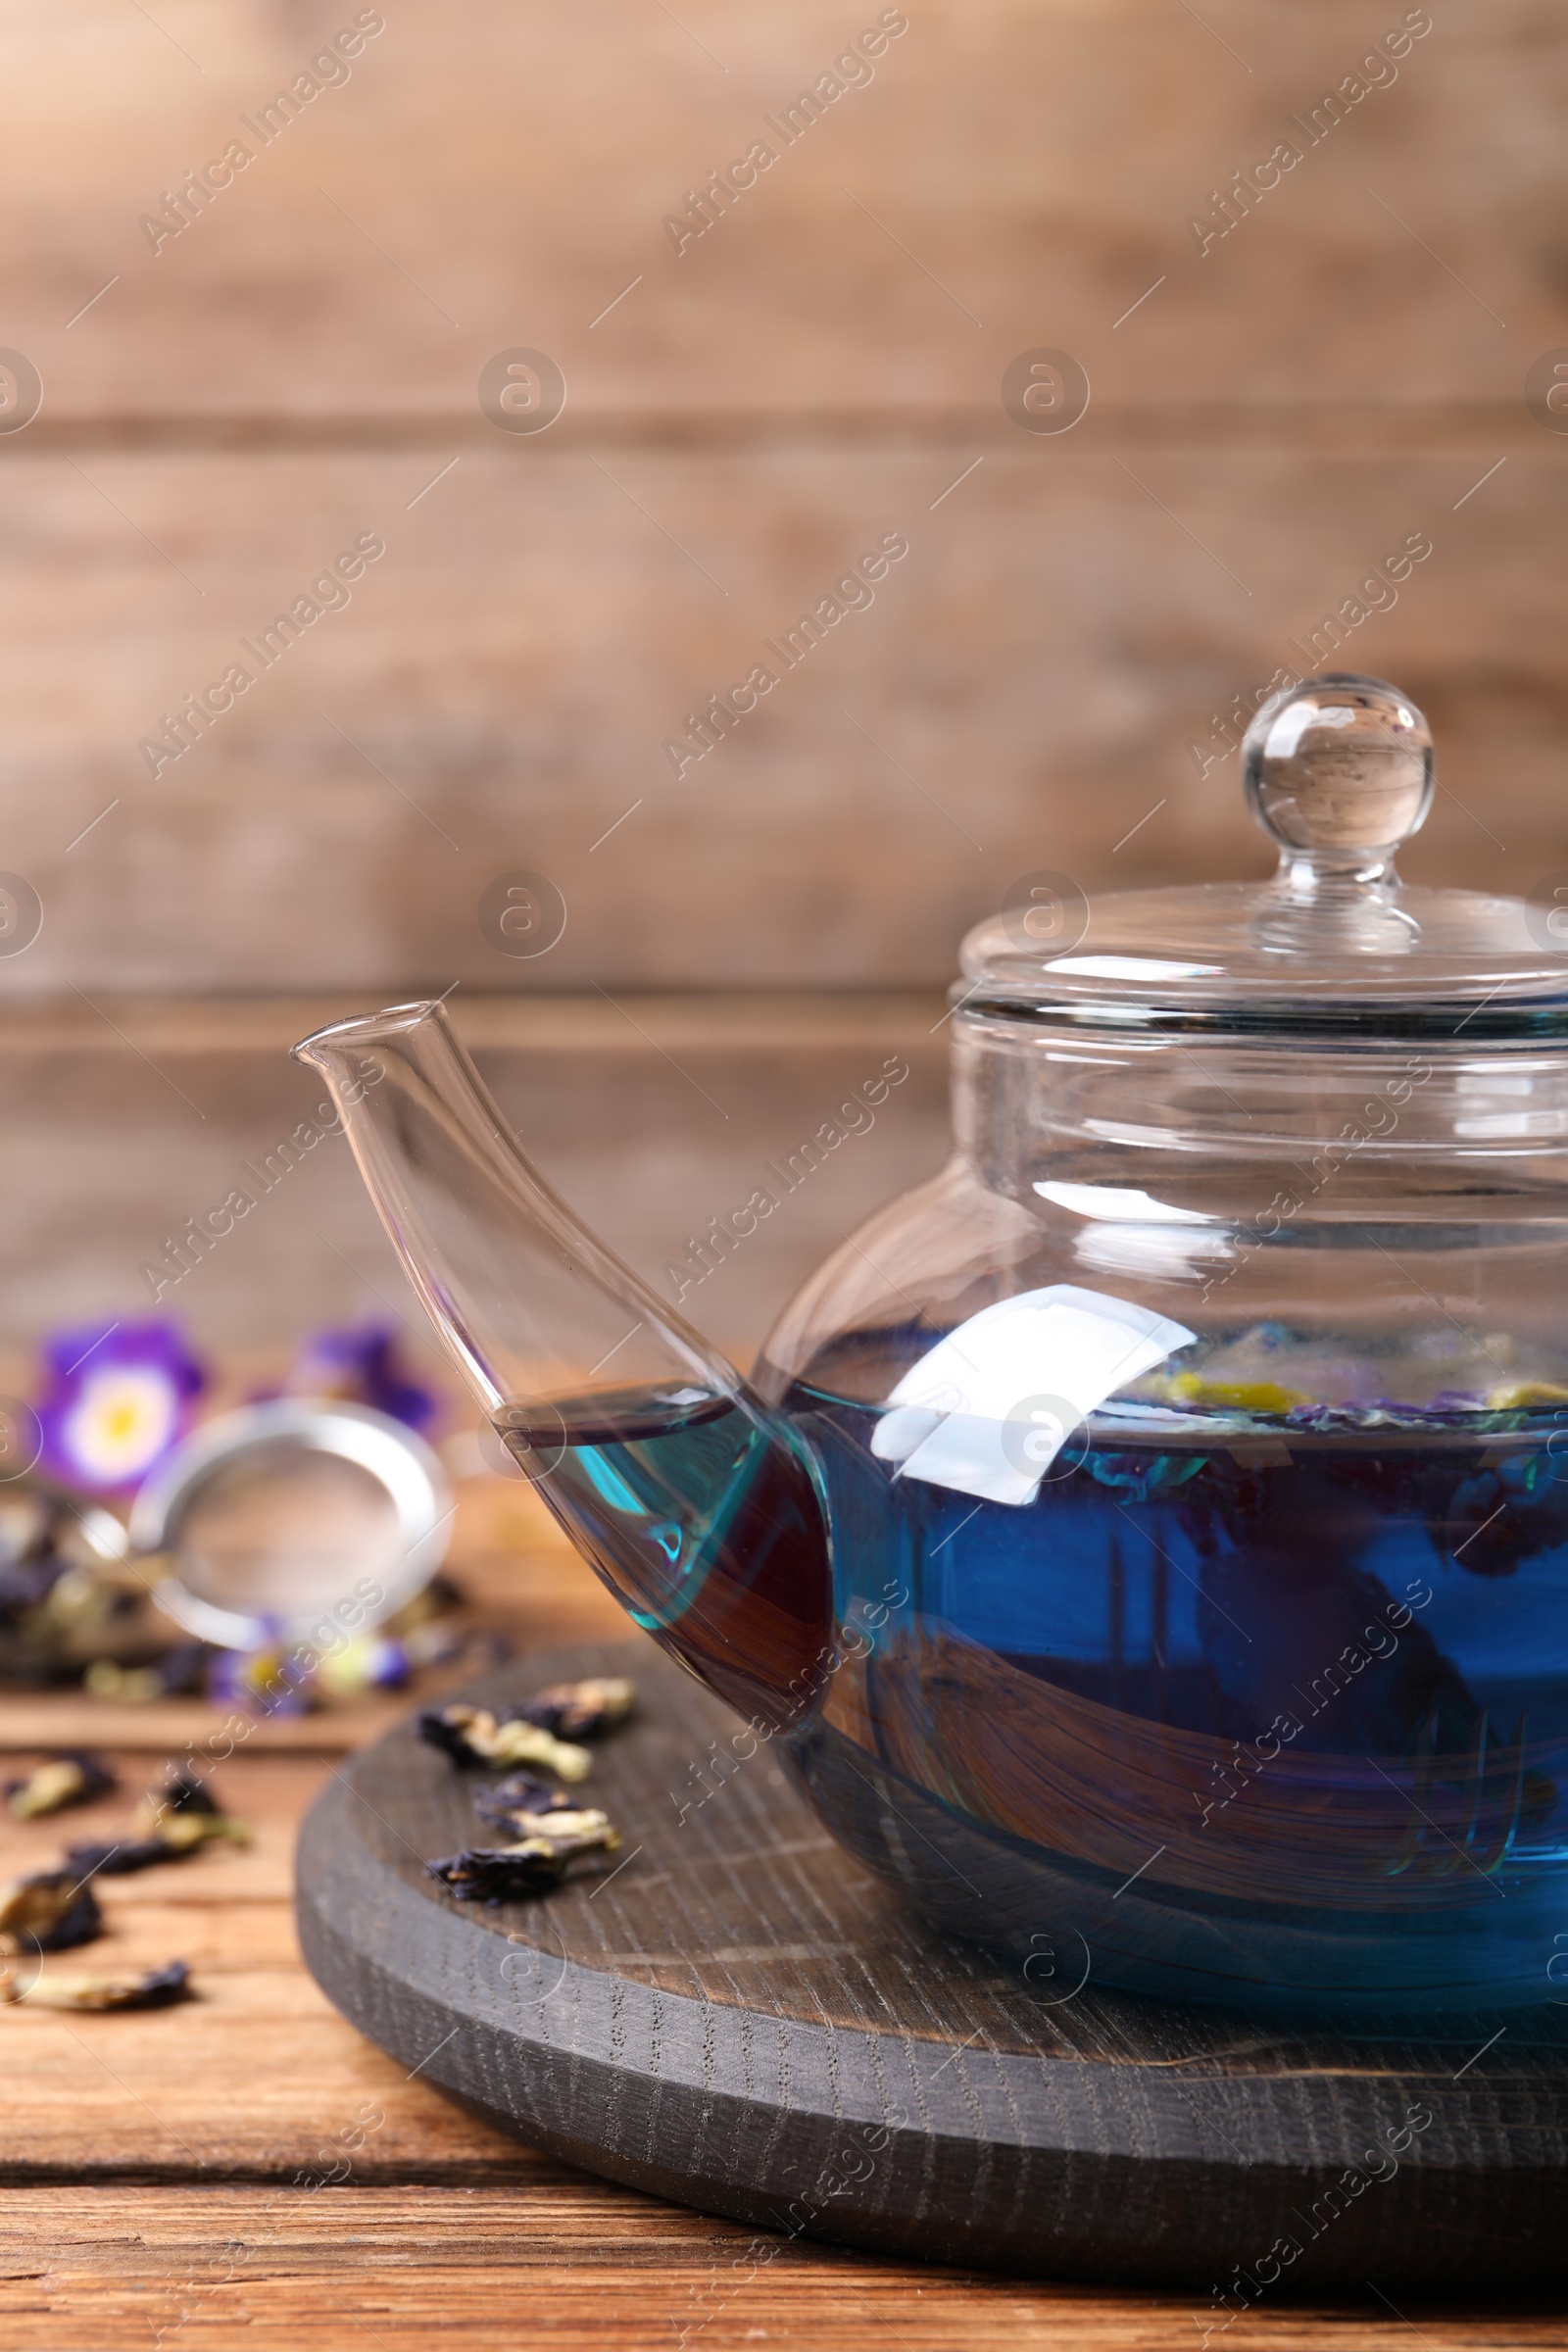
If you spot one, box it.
[470,1772,578,1832]
[417,1704,591,1781]
[425,1814,620,1901]
[0,1869,104,1955]
[5,1752,118,1820]
[3,1959,191,2011]
[514,1678,636,1741]
[472,1803,614,1846]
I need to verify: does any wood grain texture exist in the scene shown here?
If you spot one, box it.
[0,1,1562,1005]
[297,1643,1568,2291]
[12,2189,1554,2352]
[0,1529,616,2185]
[0,0,1558,413]
[0,1004,951,1356]
[0,991,948,1055]
[1,1745,533,2181]
[0,442,1561,1002]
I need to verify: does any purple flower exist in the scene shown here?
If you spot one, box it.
[35,1320,207,1497]
[285,1323,438,1435]
[207,1643,312,1718]
[207,1634,410,1714]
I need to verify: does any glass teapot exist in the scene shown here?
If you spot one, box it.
[297,675,1568,2016]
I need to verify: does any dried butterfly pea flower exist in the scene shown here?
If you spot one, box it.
[166,1764,219,1814]
[81,1643,211,1706]
[142,1810,249,1855]
[515,1677,636,1740]
[5,1751,117,1820]
[475,1803,614,1846]
[126,1766,248,1852]
[63,1816,247,1876]
[63,1837,182,1878]
[3,1959,191,2011]
[425,1814,620,1901]
[130,1764,220,1831]
[417,1704,591,1781]
[425,1842,572,1898]
[470,1772,577,1831]
[56,1767,249,1877]
[0,1869,103,1954]
[416,1705,488,1765]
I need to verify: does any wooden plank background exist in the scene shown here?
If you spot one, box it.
[0,1001,951,1356]
[0,0,1561,1003]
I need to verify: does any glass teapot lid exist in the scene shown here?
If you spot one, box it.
[964,674,1568,1038]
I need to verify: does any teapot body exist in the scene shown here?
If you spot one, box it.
[298,675,1568,2016]
[756,1008,1568,2012]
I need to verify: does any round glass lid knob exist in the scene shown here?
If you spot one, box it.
[1243,673,1435,866]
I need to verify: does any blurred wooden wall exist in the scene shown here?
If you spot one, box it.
[0,0,1563,1354]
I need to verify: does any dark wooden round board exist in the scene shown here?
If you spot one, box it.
[297,1638,1568,2291]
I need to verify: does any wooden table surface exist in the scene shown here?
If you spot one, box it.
[4,1495,1564,2351]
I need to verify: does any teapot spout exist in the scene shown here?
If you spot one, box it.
[294,1001,832,1728]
